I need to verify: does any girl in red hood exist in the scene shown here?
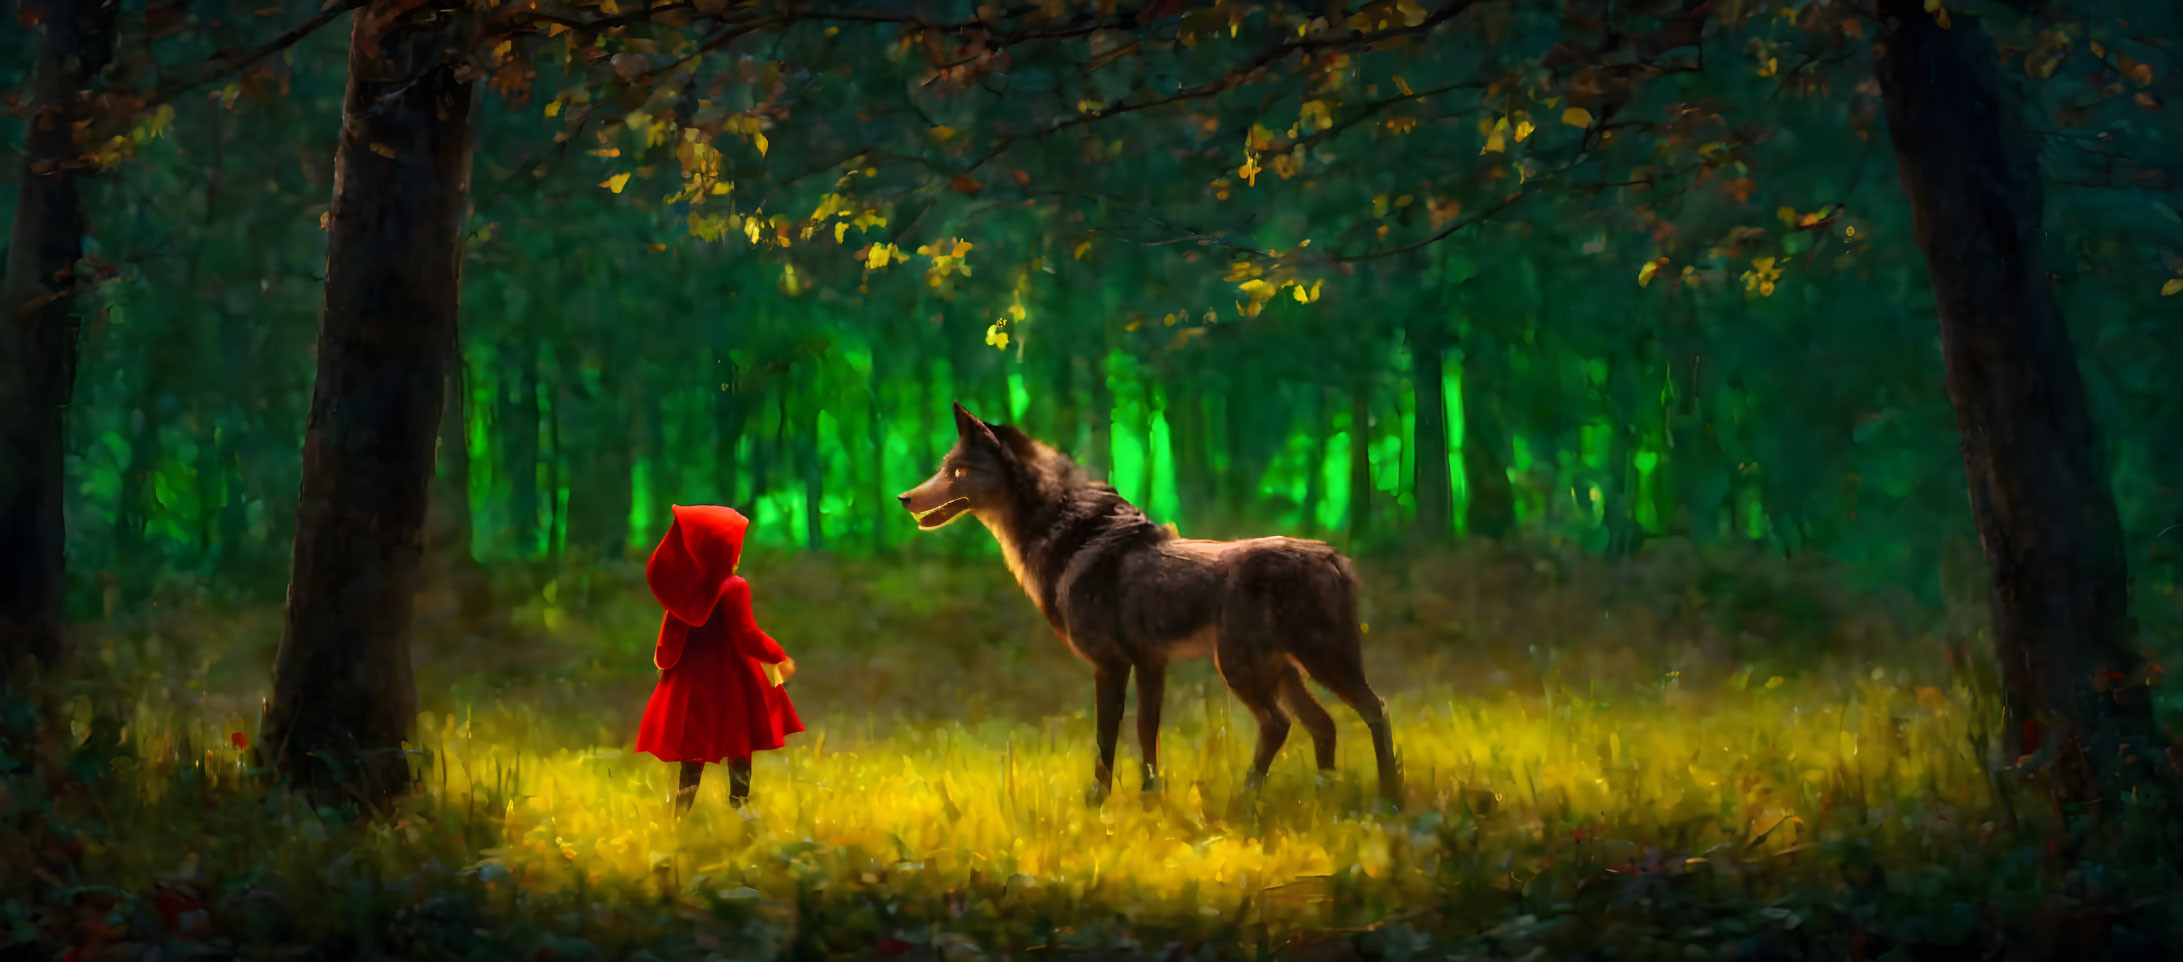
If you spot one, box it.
[635,504,804,815]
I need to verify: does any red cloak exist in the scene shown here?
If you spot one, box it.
[634,504,804,764]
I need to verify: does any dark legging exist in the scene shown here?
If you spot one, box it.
[675,757,752,814]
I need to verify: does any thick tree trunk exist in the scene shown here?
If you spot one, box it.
[1876,0,2158,794]
[1408,319,1454,543]
[261,3,477,809]
[0,0,116,684]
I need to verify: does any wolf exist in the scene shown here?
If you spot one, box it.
[898,402,1400,803]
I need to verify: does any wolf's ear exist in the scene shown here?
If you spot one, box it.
[952,401,984,437]
[952,400,1002,452]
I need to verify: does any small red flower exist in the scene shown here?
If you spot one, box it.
[229,731,248,750]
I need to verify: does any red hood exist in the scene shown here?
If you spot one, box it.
[646,504,750,625]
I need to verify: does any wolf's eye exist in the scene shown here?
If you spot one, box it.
[950,466,967,480]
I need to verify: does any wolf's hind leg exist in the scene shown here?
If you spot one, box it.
[1295,649,1401,803]
[1088,663,1128,804]
[1135,661,1167,792]
[1279,665,1337,773]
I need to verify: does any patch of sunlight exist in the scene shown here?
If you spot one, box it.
[125,675,1989,939]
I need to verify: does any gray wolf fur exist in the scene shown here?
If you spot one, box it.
[898,402,1400,803]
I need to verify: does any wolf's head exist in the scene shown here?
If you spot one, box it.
[897,401,1045,530]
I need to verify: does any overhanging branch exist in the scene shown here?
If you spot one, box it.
[142,0,372,112]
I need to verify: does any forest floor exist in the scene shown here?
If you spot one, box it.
[10,543,2182,960]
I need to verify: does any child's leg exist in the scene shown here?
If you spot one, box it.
[727,756,752,806]
[675,761,704,814]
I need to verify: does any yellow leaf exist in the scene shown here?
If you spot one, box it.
[601,172,631,194]
[1777,206,1798,226]
[1074,239,1092,260]
[930,125,956,142]
[1513,117,1535,142]
[1638,259,1662,287]
[1561,106,1593,128]
[1238,154,1263,186]
[754,132,769,158]
[1394,75,1414,96]
[2163,277,2183,296]
[835,222,848,244]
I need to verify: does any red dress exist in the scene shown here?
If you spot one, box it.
[635,505,804,764]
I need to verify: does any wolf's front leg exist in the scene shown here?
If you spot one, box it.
[1135,661,1166,793]
[1087,664,1128,805]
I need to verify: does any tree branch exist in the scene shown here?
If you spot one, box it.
[956,0,1482,175]
[143,0,372,111]
[1328,187,1529,263]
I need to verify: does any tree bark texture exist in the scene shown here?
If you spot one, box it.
[261,1,478,808]
[1875,0,2159,793]
[0,0,116,685]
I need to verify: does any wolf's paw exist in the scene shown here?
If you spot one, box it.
[1141,774,1164,794]
[1242,770,1268,793]
[1084,781,1111,807]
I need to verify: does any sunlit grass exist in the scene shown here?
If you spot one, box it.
[33,550,2177,958]
[71,668,2012,955]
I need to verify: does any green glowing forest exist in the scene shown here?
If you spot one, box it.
[4,0,2182,959]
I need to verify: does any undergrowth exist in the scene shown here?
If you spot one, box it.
[8,545,2182,961]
